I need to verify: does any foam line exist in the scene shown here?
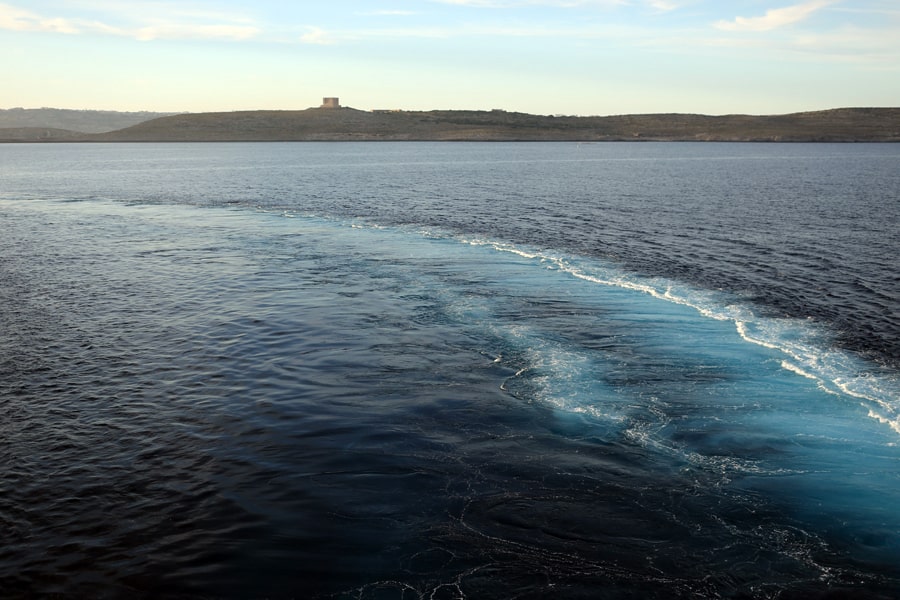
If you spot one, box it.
[457,233,900,436]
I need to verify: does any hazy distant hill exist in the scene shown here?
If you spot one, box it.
[4,107,898,142]
[0,127,86,142]
[0,108,181,134]
[87,107,900,142]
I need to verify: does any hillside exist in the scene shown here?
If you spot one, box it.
[0,108,180,134]
[5,107,899,142]
[89,107,900,142]
[0,127,85,142]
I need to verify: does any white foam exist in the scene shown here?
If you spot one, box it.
[867,409,900,439]
[456,233,900,437]
[335,224,900,438]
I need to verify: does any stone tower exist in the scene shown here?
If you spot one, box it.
[321,97,340,109]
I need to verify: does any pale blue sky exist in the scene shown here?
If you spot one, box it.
[2,0,898,115]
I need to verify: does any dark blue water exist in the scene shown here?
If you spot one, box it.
[1,142,898,598]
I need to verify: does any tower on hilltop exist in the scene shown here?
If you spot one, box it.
[321,97,340,109]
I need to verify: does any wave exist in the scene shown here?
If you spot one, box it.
[453,233,900,439]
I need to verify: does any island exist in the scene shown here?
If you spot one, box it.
[2,105,898,143]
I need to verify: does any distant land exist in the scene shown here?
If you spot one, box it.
[1,107,898,142]
[0,108,181,135]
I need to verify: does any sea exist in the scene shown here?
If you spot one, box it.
[0,141,898,599]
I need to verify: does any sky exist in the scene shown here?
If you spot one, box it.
[2,0,898,116]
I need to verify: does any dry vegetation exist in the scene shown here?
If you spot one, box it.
[3,107,899,142]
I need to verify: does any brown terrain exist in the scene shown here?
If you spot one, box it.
[2,107,899,142]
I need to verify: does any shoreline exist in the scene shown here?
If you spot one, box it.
[2,107,898,143]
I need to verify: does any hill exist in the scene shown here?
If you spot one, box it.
[0,108,181,134]
[5,107,899,142]
[0,127,85,142]
[89,107,900,142]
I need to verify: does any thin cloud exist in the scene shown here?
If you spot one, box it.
[0,1,260,41]
[648,1,681,12]
[432,0,507,6]
[715,0,836,32]
[793,25,900,64]
[318,20,642,43]
[67,0,257,27]
[299,26,336,45]
[0,3,79,33]
[133,23,259,41]
[433,0,626,7]
[359,10,417,16]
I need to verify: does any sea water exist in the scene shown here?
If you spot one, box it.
[0,142,898,598]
